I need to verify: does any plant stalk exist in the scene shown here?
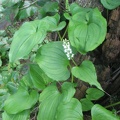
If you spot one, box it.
[105,101,120,108]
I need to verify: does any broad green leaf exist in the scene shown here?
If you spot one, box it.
[72,60,103,91]
[37,82,76,120]
[9,14,65,63]
[91,104,119,120]
[80,98,94,111]
[36,41,70,81]
[4,87,39,114]
[9,20,47,63]
[86,88,104,100]
[29,64,53,90]
[101,0,120,10]
[17,1,38,20]
[68,7,107,54]
[56,98,83,120]
[2,110,29,120]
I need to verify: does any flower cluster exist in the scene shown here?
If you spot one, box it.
[63,39,74,60]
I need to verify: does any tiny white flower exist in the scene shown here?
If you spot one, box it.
[62,38,74,60]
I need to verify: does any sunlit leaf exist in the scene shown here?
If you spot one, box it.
[91,104,119,120]
[2,110,30,120]
[68,7,107,54]
[4,87,39,114]
[36,41,70,81]
[72,60,103,91]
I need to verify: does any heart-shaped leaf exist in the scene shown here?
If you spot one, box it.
[72,60,103,91]
[37,82,77,120]
[4,87,39,114]
[91,104,119,120]
[36,41,70,81]
[2,110,30,120]
[68,7,107,54]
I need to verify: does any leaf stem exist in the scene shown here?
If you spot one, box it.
[57,32,62,41]
[71,58,77,66]
[61,24,69,40]
[105,101,120,109]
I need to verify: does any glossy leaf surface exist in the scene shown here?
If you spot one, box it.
[36,41,70,81]
[91,104,119,120]
[4,87,39,114]
[68,7,107,54]
[72,60,103,90]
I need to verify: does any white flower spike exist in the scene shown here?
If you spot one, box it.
[63,38,74,60]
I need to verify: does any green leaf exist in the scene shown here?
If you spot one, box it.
[43,14,66,32]
[1,0,21,7]
[61,82,76,103]
[9,20,47,63]
[100,0,120,10]
[0,58,2,67]
[39,1,58,18]
[91,104,119,120]
[6,82,17,94]
[2,110,30,120]
[86,88,104,100]
[80,98,94,111]
[17,1,38,20]
[4,87,39,114]
[20,73,33,89]
[72,60,103,91]
[29,64,53,90]
[69,3,91,15]
[68,7,107,54]
[56,98,83,120]
[37,82,77,120]
[36,41,70,81]
[37,83,62,120]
